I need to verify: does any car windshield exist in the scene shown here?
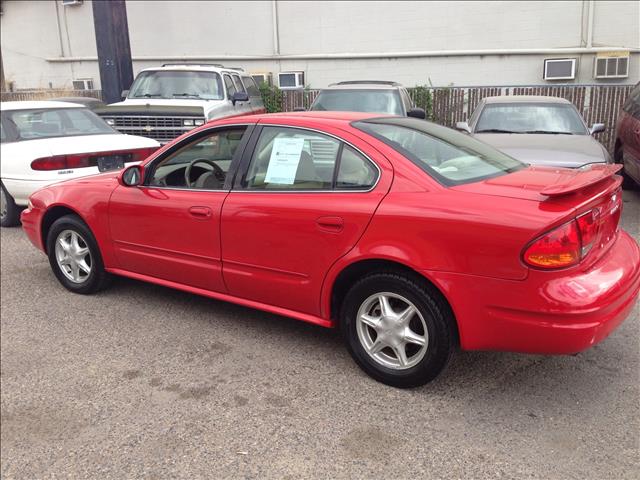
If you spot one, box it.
[475,103,588,135]
[355,118,525,186]
[128,71,224,100]
[2,108,115,141]
[310,89,404,115]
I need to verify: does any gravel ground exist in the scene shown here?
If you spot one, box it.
[1,189,639,479]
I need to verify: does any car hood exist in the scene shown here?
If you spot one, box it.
[99,99,227,117]
[17,133,159,156]
[474,133,608,168]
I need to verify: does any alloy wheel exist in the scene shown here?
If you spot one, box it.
[356,292,429,370]
[54,229,92,283]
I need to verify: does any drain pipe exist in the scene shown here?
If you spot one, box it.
[587,0,595,48]
[272,0,280,55]
[53,1,65,57]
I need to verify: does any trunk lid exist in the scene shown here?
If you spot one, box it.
[451,164,621,202]
[452,164,624,269]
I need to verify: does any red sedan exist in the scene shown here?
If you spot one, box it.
[21,112,640,387]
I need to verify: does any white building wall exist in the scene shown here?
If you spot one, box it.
[1,0,638,91]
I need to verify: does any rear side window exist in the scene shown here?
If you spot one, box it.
[242,126,378,190]
[355,119,524,186]
[232,75,246,93]
[336,146,377,189]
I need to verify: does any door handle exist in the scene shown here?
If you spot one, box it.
[316,216,344,233]
[189,206,212,219]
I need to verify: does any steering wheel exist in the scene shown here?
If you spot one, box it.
[184,158,226,188]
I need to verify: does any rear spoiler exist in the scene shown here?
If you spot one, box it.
[540,164,623,197]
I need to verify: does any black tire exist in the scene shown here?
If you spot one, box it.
[46,214,112,294]
[1,182,21,227]
[340,271,456,388]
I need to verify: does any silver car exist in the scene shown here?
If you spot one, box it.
[456,96,610,168]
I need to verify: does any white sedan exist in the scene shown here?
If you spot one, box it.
[1,101,159,227]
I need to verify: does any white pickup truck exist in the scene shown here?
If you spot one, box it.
[97,64,265,144]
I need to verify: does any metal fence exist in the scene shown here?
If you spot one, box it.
[2,84,633,153]
[275,84,634,154]
[0,89,102,102]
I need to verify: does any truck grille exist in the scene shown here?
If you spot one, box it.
[101,115,205,143]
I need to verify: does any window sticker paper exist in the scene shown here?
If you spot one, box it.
[264,137,305,185]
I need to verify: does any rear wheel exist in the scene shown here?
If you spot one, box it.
[1,182,21,227]
[340,272,456,388]
[46,214,111,294]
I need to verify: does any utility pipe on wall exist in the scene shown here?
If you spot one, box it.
[587,0,595,48]
[272,0,280,55]
[46,46,640,63]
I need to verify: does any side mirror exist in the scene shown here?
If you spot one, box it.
[455,121,472,134]
[293,107,307,112]
[232,91,249,105]
[120,165,143,187]
[590,123,605,135]
[121,89,129,100]
[407,107,426,120]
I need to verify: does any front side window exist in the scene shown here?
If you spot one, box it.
[223,75,237,99]
[149,127,247,190]
[355,118,524,186]
[2,108,115,141]
[128,70,223,100]
[243,127,378,191]
[475,103,588,135]
[310,89,404,116]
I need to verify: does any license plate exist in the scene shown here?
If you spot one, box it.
[97,156,125,172]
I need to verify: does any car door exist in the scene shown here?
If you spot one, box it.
[108,124,252,292]
[220,121,392,316]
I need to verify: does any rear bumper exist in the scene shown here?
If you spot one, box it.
[428,229,640,354]
[2,178,54,206]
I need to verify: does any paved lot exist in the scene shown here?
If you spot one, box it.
[1,189,639,479]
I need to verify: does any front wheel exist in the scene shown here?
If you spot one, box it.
[1,182,21,227]
[46,214,111,294]
[340,272,456,388]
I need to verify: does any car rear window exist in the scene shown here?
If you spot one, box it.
[2,108,116,141]
[355,117,525,186]
[311,89,403,116]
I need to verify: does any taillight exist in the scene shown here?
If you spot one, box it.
[30,147,158,171]
[576,208,600,256]
[30,156,69,171]
[524,190,622,270]
[523,220,581,269]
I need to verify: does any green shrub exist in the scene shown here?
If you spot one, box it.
[408,85,433,120]
[259,83,283,113]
